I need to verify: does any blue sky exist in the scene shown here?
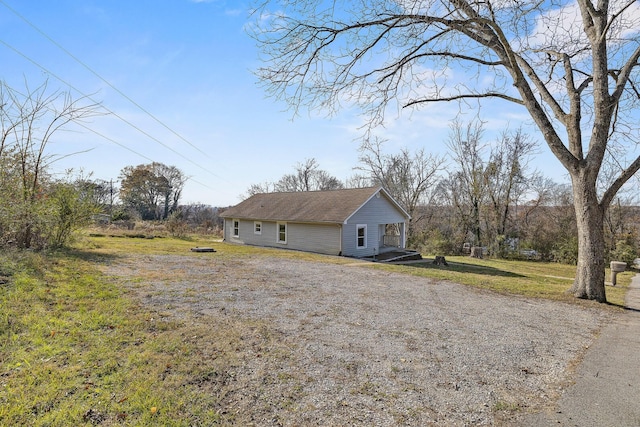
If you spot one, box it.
[0,0,568,206]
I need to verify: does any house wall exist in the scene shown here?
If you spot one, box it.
[342,194,407,257]
[223,218,342,255]
[285,222,342,255]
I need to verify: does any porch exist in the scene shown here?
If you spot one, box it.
[379,222,406,253]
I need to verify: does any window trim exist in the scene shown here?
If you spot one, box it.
[356,224,367,249]
[277,222,287,244]
[232,219,239,238]
[254,221,262,235]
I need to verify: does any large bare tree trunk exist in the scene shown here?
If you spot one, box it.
[570,177,606,302]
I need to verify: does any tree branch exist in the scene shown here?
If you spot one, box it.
[601,154,640,207]
[404,92,522,107]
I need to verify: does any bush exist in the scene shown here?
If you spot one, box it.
[166,212,189,238]
[609,239,638,266]
[551,237,578,265]
[419,229,456,255]
[45,182,101,248]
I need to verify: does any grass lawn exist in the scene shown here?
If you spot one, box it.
[0,232,634,425]
[380,255,632,308]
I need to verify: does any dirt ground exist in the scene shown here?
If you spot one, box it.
[99,253,611,426]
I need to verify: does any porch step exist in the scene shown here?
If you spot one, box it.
[372,250,423,263]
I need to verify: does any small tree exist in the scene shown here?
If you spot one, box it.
[45,178,102,248]
[0,79,100,248]
[357,138,445,245]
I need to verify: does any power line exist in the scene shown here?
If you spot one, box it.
[76,122,155,163]
[75,124,213,190]
[0,38,222,185]
[0,0,211,159]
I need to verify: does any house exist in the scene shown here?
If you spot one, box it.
[219,186,410,258]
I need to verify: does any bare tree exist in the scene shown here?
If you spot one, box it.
[251,0,640,302]
[275,158,344,192]
[0,79,100,247]
[445,120,487,246]
[244,158,344,197]
[484,127,539,254]
[245,181,276,198]
[344,173,374,189]
[357,138,445,242]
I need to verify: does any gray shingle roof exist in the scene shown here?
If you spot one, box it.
[220,187,406,223]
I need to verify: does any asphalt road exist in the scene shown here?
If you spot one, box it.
[520,275,640,426]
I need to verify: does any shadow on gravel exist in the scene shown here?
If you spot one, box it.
[405,261,525,278]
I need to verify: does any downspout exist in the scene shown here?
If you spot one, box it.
[339,223,343,256]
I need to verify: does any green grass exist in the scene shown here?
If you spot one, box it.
[84,230,632,306]
[0,232,634,425]
[0,247,268,426]
[370,255,632,307]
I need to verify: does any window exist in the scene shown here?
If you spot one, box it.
[232,220,239,237]
[277,222,287,244]
[254,221,262,235]
[357,224,367,249]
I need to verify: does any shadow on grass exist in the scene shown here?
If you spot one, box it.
[403,260,526,278]
[55,248,123,265]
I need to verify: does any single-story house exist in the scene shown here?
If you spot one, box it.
[219,186,410,258]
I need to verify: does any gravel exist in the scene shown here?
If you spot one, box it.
[101,254,612,426]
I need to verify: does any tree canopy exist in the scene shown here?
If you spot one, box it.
[245,158,343,197]
[119,163,186,220]
[251,0,640,302]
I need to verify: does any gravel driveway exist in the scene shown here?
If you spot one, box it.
[102,253,611,426]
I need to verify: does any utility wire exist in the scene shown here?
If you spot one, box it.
[0,38,221,186]
[0,0,211,159]
[77,123,212,189]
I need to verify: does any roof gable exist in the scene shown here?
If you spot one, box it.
[220,187,409,223]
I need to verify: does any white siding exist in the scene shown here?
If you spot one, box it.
[224,219,341,255]
[286,223,341,255]
[342,193,406,257]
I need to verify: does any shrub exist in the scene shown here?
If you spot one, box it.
[419,229,456,255]
[551,237,578,265]
[609,239,638,266]
[166,212,189,238]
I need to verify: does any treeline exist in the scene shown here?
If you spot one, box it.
[245,120,640,265]
[1,78,637,262]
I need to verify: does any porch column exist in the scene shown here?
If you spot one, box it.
[401,222,406,249]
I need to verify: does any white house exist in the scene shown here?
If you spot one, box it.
[219,186,411,258]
